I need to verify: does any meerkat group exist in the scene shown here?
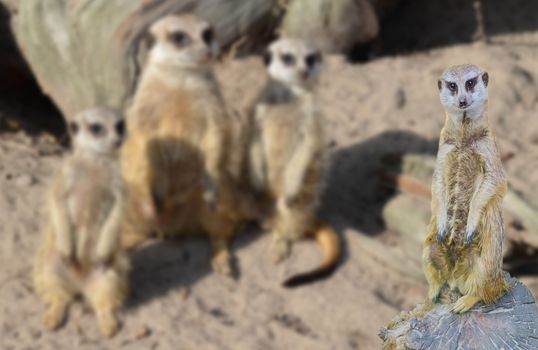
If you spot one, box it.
[33,13,512,339]
[33,14,341,337]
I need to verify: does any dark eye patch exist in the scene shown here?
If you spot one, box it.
[305,52,320,68]
[202,27,213,46]
[446,81,458,95]
[465,77,478,91]
[168,30,189,47]
[69,121,79,134]
[115,120,125,137]
[89,123,105,137]
[281,53,296,66]
[144,32,155,50]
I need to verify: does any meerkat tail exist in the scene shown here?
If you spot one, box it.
[283,223,341,288]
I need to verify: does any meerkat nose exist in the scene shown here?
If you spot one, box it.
[459,99,468,108]
[301,70,310,79]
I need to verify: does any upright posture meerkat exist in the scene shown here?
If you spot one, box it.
[33,107,129,337]
[423,64,510,313]
[248,38,340,287]
[121,14,241,274]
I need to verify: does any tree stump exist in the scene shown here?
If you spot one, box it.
[379,274,538,350]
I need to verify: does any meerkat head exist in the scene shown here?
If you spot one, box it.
[264,38,323,93]
[69,107,126,157]
[146,14,218,70]
[438,64,489,122]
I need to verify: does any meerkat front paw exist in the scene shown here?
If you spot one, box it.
[436,215,448,241]
[452,294,481,314]
[211,250,232,275]
[202,177,219,212]
[270,238,291,263]
[464,224,477,244]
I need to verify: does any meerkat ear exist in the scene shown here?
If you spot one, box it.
[482,72,489,87]
[69,121,79,135]
[263,50,272,66]
[437,80,442,91]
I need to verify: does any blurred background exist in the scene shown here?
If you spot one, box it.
[0,1,537,349]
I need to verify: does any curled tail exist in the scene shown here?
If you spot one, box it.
[283,222,341,288]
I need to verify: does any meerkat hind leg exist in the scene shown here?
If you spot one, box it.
[43,292,72,331]
[269,200,310,263]
[203,211,236,276]
[85,267,125,337]
[35,259,74,330]
[423,238,447,303]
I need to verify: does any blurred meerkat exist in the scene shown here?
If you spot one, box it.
[248,38,340,287]
[120,14,243,274]
[33,107,129,337]
[423,64,510,313]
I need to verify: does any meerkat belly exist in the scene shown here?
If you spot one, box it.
[262,110,304,195]
[444,148,484,244]
[68,179,114,261]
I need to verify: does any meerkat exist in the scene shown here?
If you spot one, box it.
[423,64,510,313]
[247,38,341,287]
[33,107,129,337]
[120,14,244,275]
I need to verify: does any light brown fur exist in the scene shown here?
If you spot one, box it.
[423,65,510,313]
[248,38,340,286]
[33,107,129,337]
[120,15,245,274]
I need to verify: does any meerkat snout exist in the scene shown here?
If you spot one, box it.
[69,107,125,156]
[438,64,489,120]
[265,38,322,90]
[147,15,218,68]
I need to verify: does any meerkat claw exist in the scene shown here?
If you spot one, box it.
[437,228,446,241]
[465,229,476,244]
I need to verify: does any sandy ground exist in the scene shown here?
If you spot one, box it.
[1,31,538,349]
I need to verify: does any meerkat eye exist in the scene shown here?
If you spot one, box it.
[115,120,125,137]
[447,82,458,93]
[281,53,296,66]
[89,123,106,137]
[305,53,319,69]
[69,121,79,135]
[201,27,213,46]
[465,78,477,91]
[168,31,189,47]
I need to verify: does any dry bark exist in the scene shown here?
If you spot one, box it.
[380,274,538,350]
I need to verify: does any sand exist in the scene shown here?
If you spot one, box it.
[1,30,538,350]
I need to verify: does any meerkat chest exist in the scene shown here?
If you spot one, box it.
[157,90,221,142]
[67,168,116,231]
[444,144,485,237]
[259,104,308,160]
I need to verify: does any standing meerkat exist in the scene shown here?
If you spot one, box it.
[33,107,129,337]
[423,64,510,313]
[120,14,242,274]
[248,38,340,287]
